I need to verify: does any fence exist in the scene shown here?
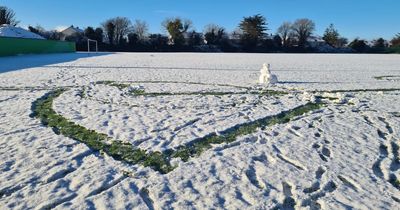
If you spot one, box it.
[0,37,76,56]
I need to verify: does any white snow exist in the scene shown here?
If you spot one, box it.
[0,53,400,209]
[54,85,305,152]
[0,24,45,39]
[259,63,278,85]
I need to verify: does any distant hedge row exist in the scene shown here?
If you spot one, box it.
[0,37,75,56]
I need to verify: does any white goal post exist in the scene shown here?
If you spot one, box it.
[87,39,98,53]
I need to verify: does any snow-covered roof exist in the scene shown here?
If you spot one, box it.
[0,24,45,39]
[308,35,324,42]
[61,26,84,35]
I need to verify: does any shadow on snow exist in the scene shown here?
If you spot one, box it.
[0,52,113,73]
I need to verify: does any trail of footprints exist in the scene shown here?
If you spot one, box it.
[272,144,306,171]
[301,166,338,209]
[271,166,338,210]
[367,115,400,190]
[306,116,333,164]
[245,153,271,190]
[311,128,332,163]
[0,150,92,199]
[216,99,398,208]
[281,181,296,210]
[245,144,339,209]
[271,111,380,209]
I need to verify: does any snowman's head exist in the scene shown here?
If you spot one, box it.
[261,63,270,74]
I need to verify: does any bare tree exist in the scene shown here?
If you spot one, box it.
[132,20,149,41]
[114,17,132,44]
[102,17,132,45]
[277,22,293,47]
[291,18,315,48]
[0,6,19,26]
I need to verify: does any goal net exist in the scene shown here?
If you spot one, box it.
[87,39,98,53]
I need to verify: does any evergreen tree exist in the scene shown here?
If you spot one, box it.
[391,33,400,47]
[323,24,339,47]
[373,38,386,49]
[94,28,104,43]
[349,38,369,53]
[238,14,268,50]
[105,21,115,45]
[84,27,96,40]
[273,34,283,48]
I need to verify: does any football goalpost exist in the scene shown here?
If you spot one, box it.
[87,39,98,53]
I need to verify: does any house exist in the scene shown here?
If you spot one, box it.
[60,25,84,41]
[0,24,45,39]
[307,35,327,48]
[307,35,353,53]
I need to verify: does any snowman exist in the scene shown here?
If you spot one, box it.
[259,63,278,85]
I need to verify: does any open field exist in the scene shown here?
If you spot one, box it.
[0,53,400,209]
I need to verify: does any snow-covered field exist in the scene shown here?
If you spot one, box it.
[0,53,399,209]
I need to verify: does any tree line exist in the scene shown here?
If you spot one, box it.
[1,6,400,53]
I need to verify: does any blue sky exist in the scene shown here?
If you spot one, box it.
[2,0,399,40]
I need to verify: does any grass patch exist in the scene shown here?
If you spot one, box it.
[389,174,400,190]
[132,91,249,97]
[76,86,87,98]
[95,81,131,90]
[129,89,146,95]
[130,90,286,97]
[0,86,53,91]
[315,95,339,101]
[32,88,322,174]
[321,88,400,93]
[120,80,251,90]
[374,75,400,81]
[390,112,400,118]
